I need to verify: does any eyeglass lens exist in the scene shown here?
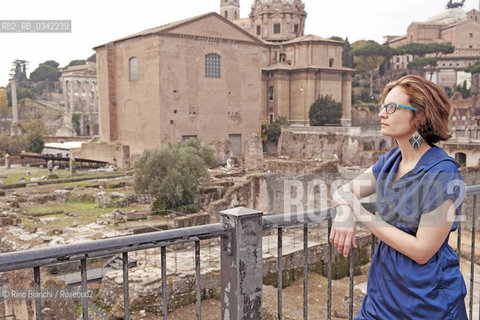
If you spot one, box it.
[379,103,396,114]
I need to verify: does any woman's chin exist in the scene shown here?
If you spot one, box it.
[380,128,392,137]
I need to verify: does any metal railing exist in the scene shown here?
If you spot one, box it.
[1,185,480,319]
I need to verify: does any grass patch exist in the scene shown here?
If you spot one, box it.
[22,201,147,230]
[0,166,125,184]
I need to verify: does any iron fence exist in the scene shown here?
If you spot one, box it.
[0,185,480,319]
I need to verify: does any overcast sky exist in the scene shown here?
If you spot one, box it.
[1,0,479,87]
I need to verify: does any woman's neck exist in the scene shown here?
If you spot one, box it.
[396,137,432,166]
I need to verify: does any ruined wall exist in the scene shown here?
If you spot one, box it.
[277,127,376,166]
[0,270,76,320]
[206,161,367,217]
[70,142,130,169]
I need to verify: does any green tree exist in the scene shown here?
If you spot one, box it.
[398,42,454,79]
[87,53,96,63]
[466,61,480,94]
[30,63,61,82]
[72,113,81,135]
[11,59,28,81]
[19,119,45,153]
[261,116,289,142]
[352,41,396,96]
[329,36,343,41]
[67,59,86,67]
[407,56,437,71]
[0,89,8,133]
[0,89,8,118]
[455,80,470,98]
[309,95,342,126]
[397,43,430,57]
[134,139,217,211]
[43,60,60,69]
[342,37,355,68]
[0,119,45,154]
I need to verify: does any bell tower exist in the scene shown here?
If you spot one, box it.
[220,0,240,21]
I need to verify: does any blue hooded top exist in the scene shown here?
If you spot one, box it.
[356,146,467,320]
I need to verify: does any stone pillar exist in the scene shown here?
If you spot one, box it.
[10,78,18,126]
[220,207,263,320]
[69,81,74,113]
[69,155,76,175]
[63,80,69,112]
[93,82,98,112]
[85,81,91,113]
[5,153,10,169]
[341,72,353,127]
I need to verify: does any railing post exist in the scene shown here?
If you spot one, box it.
[220,207,263,320]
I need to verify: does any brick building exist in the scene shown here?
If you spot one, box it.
[385,7,480,93]
[87,0,353,167]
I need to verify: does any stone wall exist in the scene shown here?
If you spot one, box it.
[276,126,395,166]
[277,127,371,166]
[70,142,130,169]
[206,164,367,218]
[243,136,264,169]
[173,212,210,228]
[0,270,76,320]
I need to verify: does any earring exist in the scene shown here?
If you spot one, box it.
[409,132,423,150]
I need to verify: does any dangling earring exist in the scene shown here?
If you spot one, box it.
[409,131,423,150]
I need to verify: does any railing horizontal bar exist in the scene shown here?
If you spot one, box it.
[467,185,480,194]
[262,208,333,229]
[0,223,229,272]
[262,203,377,230]
[0,232,226,272]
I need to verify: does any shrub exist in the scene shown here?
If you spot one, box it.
[134,139,217,211]
[309,95,342,126]
[261,116,289,142]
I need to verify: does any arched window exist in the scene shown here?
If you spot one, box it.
[225,10,228,18]
[234,11,237,19]
[205,53,221,78]
[129,57,138,81]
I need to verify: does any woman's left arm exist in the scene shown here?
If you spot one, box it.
[351,196,455,265]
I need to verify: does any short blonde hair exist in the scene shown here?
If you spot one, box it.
[380,75,451,144]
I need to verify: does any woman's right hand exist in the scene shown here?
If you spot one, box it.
[330,205,357,258]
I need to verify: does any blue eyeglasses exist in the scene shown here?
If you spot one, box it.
[379,102,416,114]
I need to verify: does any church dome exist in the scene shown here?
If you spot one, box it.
[425,8,466,24]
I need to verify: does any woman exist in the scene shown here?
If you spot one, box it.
[330,75,467,319]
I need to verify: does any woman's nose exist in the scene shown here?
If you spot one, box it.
[378,108,387,117]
